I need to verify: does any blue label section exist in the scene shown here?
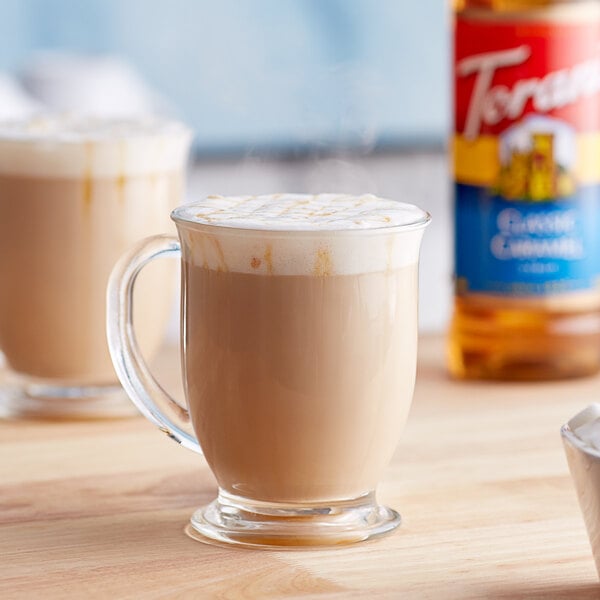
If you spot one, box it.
[455,183,600,295]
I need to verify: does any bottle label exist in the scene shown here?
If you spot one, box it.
[454,11,600,296]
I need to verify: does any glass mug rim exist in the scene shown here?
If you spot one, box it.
[171,196,431,236]
[0,116,193,144]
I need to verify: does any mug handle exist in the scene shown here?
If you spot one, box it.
[106,234,201,454]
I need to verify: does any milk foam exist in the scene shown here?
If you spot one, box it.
[0,114,191,178]
[181,193,427,231]
[174,194,429,276]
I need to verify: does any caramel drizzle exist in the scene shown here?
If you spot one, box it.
[209,235,228,271]
[116,141,126,204]
[198,235,209,269]
[82,142,93,211]
[313,247,332,277]
[263,244,273,275]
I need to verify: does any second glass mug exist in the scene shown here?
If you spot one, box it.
[0,116,191,419]
[106,194,430,548]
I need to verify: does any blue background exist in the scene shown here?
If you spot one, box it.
[0,0,449,154]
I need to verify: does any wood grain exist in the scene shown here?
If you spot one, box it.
[1,336,599,599]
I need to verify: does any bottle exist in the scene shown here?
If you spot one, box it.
[449,0,600,380]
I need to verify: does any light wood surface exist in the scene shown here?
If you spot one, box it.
[1,336,599,599]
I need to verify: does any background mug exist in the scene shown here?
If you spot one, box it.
[0,116,191,419]
[106,193,430,548]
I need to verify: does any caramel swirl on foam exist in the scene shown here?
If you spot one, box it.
[174,194,429,276]
[187,193,426,231]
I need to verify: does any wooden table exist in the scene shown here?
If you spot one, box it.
[1,336,599,599]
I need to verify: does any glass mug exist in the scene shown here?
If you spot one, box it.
[0,116,191,419]
[106,193,430,548]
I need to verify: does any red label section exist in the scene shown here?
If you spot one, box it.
[455,15,600,137]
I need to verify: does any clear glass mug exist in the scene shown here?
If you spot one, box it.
[0,116,191,419]
[106,194,430,548]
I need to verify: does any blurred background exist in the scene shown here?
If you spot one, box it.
[0,0,450,331]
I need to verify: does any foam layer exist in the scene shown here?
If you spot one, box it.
[0,114,191,178]
[174,194,429,275]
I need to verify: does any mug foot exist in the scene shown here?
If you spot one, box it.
[0,376,138,419]
[185,489,401,549]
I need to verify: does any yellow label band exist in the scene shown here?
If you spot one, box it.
[454,135,499,187]
[454,133,600,187]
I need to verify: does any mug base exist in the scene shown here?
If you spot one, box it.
[0,375,139,420]
[185,489,401,549]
